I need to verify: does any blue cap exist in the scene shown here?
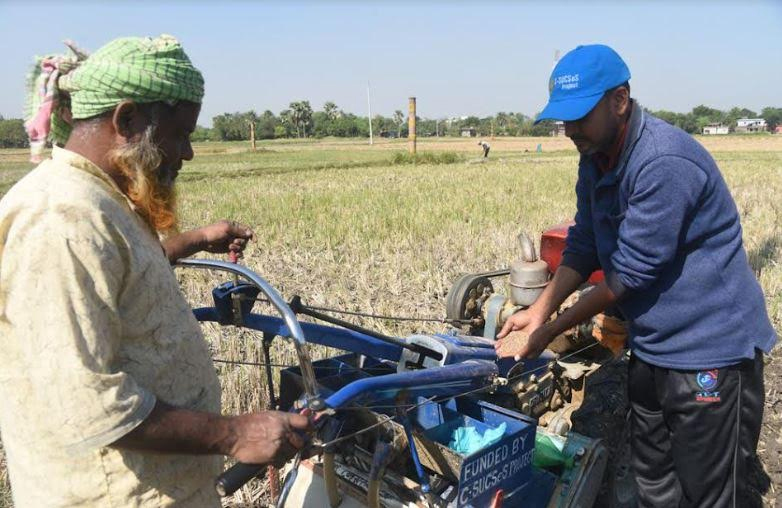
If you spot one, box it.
[534,44,631,124]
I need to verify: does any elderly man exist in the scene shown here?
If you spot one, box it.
[0,35,309,507]
[495,45,776,506]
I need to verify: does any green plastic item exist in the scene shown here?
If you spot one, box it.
[532,433,575,469]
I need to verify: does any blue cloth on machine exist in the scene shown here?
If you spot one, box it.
[448,422,507,454]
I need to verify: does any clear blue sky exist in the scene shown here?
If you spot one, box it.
[1,1,780,126]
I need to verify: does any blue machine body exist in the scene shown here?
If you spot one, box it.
[198,281,560,507]
[198,282,554,379]
[431,332,556,379]
[279,356,544,508]
[426,400,538,507]
[323,360,498,409]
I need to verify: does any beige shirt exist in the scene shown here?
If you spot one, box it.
[0,147,222,507]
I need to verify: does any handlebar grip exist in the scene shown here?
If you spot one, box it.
[215,462,263,497]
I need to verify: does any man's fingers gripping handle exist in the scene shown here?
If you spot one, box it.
[215,412,313,496]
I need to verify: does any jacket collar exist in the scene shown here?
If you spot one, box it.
[594,100,645,189]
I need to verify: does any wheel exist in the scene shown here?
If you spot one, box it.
[445,273,494,322]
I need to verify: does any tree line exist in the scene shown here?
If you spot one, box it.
[191,102,782,142]
[204,101,558,142]
[653,105,782,135]
[0,104,781,148]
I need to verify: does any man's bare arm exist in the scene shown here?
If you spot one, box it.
[162,229,206,264]
[113,400,310,466]
[527,265,589,324]
[539,280,618,339]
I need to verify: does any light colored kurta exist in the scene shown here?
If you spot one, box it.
[0,147,222,507]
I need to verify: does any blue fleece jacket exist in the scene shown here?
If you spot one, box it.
[561,101,777,370]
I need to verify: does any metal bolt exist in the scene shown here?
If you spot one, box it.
[308,398,326,411]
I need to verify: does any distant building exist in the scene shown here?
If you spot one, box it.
[703,123,729,135]
[378,129,398,138]
[460,127,477,137]
[551,121,566,137]
[735,118,767,133]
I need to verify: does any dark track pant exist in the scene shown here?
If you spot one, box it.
[629,351,764,508]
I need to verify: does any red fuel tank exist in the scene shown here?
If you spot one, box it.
[540,222,604,284]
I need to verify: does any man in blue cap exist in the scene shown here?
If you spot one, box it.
[495,44,776,506]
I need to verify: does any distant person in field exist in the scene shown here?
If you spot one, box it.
[0,35,310,507]
[495,44,776,507]
[478,139,490,158]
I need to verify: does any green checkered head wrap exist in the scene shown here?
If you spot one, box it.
[62,34,204,120]
[25,35,204,155]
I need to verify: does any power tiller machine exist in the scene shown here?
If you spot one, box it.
[179,224,619,508]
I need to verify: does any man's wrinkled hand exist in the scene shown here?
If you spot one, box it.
[228,411,312,467]
[199,220,254,257]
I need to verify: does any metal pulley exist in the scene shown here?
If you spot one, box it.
[445,273,494,325]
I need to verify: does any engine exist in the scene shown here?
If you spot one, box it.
[444,225,625,431]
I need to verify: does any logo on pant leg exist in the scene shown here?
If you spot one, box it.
[695,369,721,402]
[696,370,718,390]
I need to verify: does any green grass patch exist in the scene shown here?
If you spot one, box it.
[390,150,464,165]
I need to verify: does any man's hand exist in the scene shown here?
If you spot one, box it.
[199,220,254,257]
[491,265,585,361]
[227,411,312,467]
[494,279,621,361]
[162,220,255,263]
[496,309,545,340]
[495,325,556,360]
[494,309,549,360]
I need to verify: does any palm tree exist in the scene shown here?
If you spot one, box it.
[496,112,511,136]
[323,101,339,121]
[289,101,314,138]
[299,101,313,138]
[393,110,405,138]
[290,102,304,138]
[279,109,294,138]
